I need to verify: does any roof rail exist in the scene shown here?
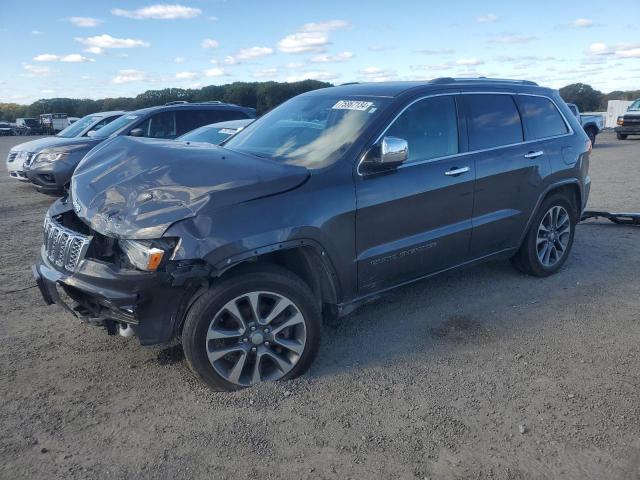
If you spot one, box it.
[429,77,538,86]
[203,100,223,104]
[164,100,189,105]
[339,82,360,86]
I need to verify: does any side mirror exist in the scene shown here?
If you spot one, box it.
[129,128,144,137]
[360,136,409,173]
[86,130,96,137]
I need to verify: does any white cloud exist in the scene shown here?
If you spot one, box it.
[415,48,454,55]
[31,30,44,35]
[572,18,593,28]
[358,67,397,82]
[477,13,499,23]
[22,64,52,77]
[33,54,59,62]
[252,67,279,79]
[111,4,201,20]
[67,16,102,27]
[204,67,226,77]
[60,54,94,63]
[76,34,150,53]
[201,38,219,49]
[174,56,185,63]
[616,47,640,58]
[286,71,339,82]
[455,58,484,66]
[489,34,537,44]
[277,19,349,54]
[277,32,330,54]
[301,19,350,32]
[176,71,197,80]
[112,69,147,84]
[41,89,56,94]
[310,51,353,63]
[588,42,610,55]
[224,46,274,64]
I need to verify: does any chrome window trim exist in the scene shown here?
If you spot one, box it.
[357,91,574,176]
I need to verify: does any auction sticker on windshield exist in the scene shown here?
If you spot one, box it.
[332,100,375,111]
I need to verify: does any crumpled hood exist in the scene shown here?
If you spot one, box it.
[71,136,309,239]
[11,136,99,154]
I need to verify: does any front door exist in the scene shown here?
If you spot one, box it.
[355,94,475,294]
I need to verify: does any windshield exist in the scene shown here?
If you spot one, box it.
[628,100,640,111]
[92,113,142,139]
[56,115,100,138]
[224,95,389,168]
[178,125,235,145]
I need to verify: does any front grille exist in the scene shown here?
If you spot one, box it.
[43,216,91,272]
[23,152,35,168]
[623,116,640,125]
[7,152,17,163]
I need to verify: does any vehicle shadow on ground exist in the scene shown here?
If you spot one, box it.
[309,222,638,379]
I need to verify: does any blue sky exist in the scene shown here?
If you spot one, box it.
[1,0,639,104]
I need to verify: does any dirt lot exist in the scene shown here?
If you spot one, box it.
[1,132,639,480]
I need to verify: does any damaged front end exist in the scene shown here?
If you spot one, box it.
[33,197,211,344]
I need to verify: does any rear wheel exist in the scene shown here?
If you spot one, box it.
[182,265,321,391]
[616,133,627,140]
[585,128,597,146]
[511,194,577,277]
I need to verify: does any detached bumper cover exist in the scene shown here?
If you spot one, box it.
[33,249,191,345]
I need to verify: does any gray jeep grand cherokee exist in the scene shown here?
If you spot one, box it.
[33,78,591,391]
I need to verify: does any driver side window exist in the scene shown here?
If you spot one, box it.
[135,111,177,139]
[386,95,459,164]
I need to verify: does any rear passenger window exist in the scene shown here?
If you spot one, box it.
[466,94,523,150]
[517,96,569,140]
[385,95,459,163]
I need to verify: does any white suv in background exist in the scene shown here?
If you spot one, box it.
[5,111,124,181]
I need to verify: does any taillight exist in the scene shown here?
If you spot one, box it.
[586,139,592,153]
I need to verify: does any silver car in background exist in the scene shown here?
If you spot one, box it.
[5,111,125,181]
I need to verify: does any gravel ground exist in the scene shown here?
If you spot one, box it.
[1,132,639,480]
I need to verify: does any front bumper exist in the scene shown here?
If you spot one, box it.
[26,158,76,194]
[6,154,29,181]
[615,125,640,135]
[33,248,192,345]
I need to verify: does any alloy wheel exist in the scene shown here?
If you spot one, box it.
[205,291,307,386]
[536,205,571,268]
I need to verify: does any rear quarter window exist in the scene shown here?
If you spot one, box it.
[465,94,523,150]
[517,96,569,140]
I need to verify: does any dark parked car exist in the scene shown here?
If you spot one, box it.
[177,118,254,144]
[26,102,256,194]
[34,78,591,391]
[615,98,640,140]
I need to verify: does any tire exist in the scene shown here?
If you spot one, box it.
[182,264,321,391]
[511,193,577,277]
[616,133,627,140]
[585,128,596,146]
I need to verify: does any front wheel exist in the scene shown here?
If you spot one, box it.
[182,265,321,391]
[511,194,577,277]
[616,133,627,140]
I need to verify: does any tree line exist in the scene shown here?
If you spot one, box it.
[1,80,638,122]
[0,80,331,122]
[559,83,640,112]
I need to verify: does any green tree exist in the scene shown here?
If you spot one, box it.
[559,83,603,112]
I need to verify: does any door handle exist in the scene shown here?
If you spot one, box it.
[444,166,470,176]
[524,150,544,159]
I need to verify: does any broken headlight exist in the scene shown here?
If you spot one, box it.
[118,238,177,272]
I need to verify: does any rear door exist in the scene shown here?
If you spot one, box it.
[355,94,475,293]
[463,93,552,258]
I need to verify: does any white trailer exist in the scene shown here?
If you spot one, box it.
[606,100,633,128]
